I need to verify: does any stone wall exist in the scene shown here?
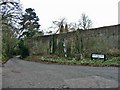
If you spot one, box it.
[26,24,120,57]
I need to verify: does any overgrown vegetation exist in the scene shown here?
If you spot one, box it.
[0,0,42,63]
[18,39,29,58]
[25,55,120,67]
[1,0,119,66]
[2,16,17,62]
[1,0,22,62]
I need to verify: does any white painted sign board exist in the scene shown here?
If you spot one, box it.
[92,54,105,59]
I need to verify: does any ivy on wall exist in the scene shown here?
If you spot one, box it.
[27,25,120,58]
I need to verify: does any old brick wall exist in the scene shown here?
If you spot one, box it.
[26,24,120,57]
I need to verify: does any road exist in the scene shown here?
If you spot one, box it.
[2,57,119,88]
[0,64,2,90]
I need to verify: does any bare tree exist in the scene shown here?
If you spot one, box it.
[48,17,67,34]
[68,22,79,31]
[0,0,23,36]
[79,13,92,30]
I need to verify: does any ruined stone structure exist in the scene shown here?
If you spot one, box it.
[26,24,120,58]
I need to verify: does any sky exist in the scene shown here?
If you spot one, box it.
[20,0,119,33]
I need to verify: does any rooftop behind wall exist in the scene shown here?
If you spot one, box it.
[26,24,120,57]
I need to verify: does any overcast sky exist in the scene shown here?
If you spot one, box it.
[20,0,119,32]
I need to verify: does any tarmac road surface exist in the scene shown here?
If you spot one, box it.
[2,57,119,88]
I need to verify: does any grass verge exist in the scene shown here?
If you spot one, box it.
[25,55,120,67]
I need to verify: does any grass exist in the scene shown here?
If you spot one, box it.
[25,55,120,67]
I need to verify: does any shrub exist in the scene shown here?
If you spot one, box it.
[107,49,120,57]
[18,40,29,58]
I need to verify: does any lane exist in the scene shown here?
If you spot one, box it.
[2,57,119,88]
